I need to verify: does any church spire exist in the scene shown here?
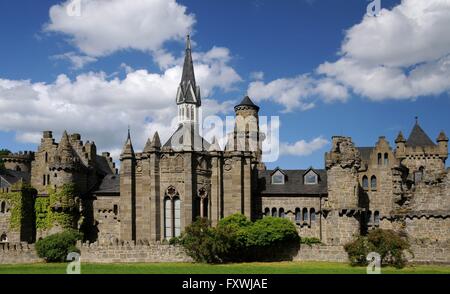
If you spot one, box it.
[176,35,201,108]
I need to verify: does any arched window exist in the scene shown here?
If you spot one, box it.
[174,197,181,237]
[0,201,5,213]
[191,107,194,121]
[366,210,372,224]
[45,152,48,163]
[377,153,382,165]
[374,211,380,226]
[264,207,270,217]
[164,197,173,239]
[0,233,7,243]
[113,205,118,215]
[47,174,50,185]
[295,208,301,222]
[43,175,46,186]
[362,176,369,190]
[302,208,308,222]
[272,208,277,217]
[279,208,285,218]
[384,153,389,165]
[371,176,377,190]
[310,208,316,222]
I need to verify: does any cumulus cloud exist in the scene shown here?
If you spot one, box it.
[52,52,98,69]
[45,0,195,58]
[0,46,241,158]
[250,71,264,80]
[318,0,450,100]
[280,137,329,157]
[248,75,348,112]
[248,0,450,111]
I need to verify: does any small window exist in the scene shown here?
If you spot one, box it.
[295,208,301,222]
[43,175,46,186]
[271,170,285,185]
[272,208,277,217]
[302,208,308,222]
[113,205,118,215]
[279,208,285,218]
[0,233,7,243]
[304,170,318,185]
[264,207,270,217]
[362,176,369,190]
[371,176,377,190]
[0,201,5,213]
[377,153,382,165]
[15,166,21,172]
[384,153,389,165]
[47,174,50,185]
[310,208,316,222]
[374,211,380,226]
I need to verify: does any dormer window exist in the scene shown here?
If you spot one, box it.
[304,170,318,185]
[271,170,285,185]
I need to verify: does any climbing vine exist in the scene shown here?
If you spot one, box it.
[46,184,79,229]
[0,183,36,231]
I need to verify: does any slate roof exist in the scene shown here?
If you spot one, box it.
[163,124,211,151]
[235,96,260,111]
[0,169,30,188]
[95,155,114,176]
[258,169,327,196]
[93,174,120,195]
[406,123,435,147]
[357,147,374,163]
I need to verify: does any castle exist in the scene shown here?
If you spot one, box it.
[1,36,449,259]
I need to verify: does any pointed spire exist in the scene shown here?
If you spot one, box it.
[406,121,435,147]
[152,132,161,148]
[143,137,152,153]
[395,131,406,143]
[181,34,196,88]
[437,131,449,142]
[235,95,260,111]
[208,137,221,152]
[176,35,201,107]
[121,128,134,157]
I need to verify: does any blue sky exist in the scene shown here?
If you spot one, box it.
[0,0,449,170]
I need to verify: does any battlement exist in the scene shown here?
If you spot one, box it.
[2,151,35,162]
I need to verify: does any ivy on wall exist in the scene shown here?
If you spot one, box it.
[36,183,79,230]
[0,183,36,231]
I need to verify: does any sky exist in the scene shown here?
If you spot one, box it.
[0,0,449,170]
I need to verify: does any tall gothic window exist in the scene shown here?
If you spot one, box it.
[371,176,377,190]
[302,208,308,222]
[164,186,181,239]
[384,153,389,165]
[362,176,369,190]
[197,188,208,218]
[377,153,382,165]
[310,208,316,222]
[295,208,301,222]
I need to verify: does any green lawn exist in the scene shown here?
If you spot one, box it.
[0,261,449,274]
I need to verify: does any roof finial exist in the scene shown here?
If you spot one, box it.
[186,34,191,50]
[415,116,419,125]
[127,125,131,139]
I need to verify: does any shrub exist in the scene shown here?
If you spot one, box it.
[180,214,300,263]
[344,229,411,268]
[36,230,83,263]
[300,237,322,246]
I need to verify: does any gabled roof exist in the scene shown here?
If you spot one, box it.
[406,122,435,147]
[0,169,30,188]
[163,124,211,151]
[259,169,327,196]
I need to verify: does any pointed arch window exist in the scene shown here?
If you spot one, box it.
[302,208,308,222]
[371,176,377,190]
[310,208,316,222]
[164,186,181,239]
[362,176,369,190]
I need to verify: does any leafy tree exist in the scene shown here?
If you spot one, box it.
[35,230,83,263]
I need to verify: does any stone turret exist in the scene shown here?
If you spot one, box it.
[395,131,407,158]
[437,131,448,160]
[325,136,361,209]
[119,129,136,241]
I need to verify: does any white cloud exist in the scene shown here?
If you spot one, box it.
[0,47,241,160]
[52,52,97,69]
[247,75,348,112]
[280,137,329,157]
[318,0,450,100]
[45,0,195,57]
[250,71,264,80]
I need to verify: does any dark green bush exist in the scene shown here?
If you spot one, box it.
[35,230,83,263]
[344,229,411,268]
[180,214,300,263]
[300,237,322,246]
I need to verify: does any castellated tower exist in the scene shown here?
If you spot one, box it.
[323,136,362,245]
[2,151,34,173]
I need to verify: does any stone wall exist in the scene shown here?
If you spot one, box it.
[293,244,348,262]
[0,243,41,264]
[79,241,193,263]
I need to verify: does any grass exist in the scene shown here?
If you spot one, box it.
[0,261,449,274]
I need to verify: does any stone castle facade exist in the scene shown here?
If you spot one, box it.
[1,37,449,261]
